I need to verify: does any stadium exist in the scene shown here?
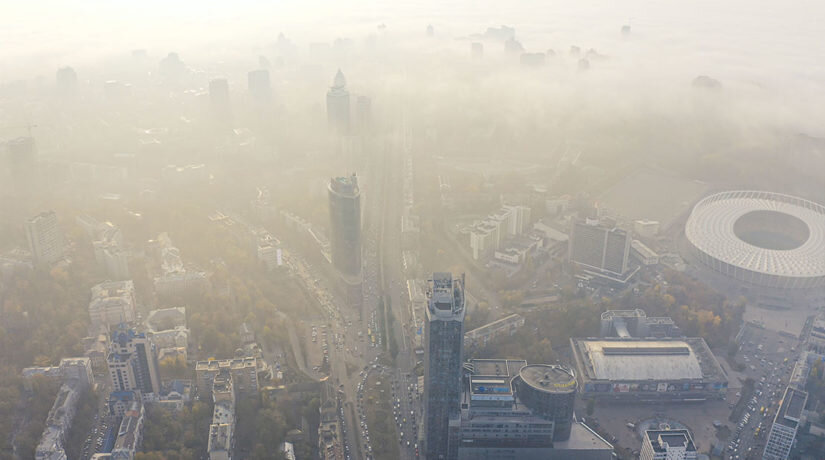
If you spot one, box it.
[685,191,825,290]
[570,337,728,401]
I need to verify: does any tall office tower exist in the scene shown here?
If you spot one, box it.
[640,429,697,460]
[247,69,272,103]
[326,69,350,134]
[329,174,362,310]
[328,174,361,276]
[56,66,78,96]
[763,387,808,460]
[209,78,231,120]
[569,217,632,280]
[424,273,466,460]
[107,325,161,398]
[25,211,65,266]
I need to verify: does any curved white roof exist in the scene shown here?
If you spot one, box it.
[685,191,825,279]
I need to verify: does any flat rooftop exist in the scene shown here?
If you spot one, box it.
[775,387,808,429]
[519,364,576,393]
[645,429,696,453]
[468,359,525,399]
[571,337,727,382]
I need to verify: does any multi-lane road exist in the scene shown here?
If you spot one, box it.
[266,125,422,460]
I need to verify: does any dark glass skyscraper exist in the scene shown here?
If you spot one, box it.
[424,272,466,460]
[328,174,361,277]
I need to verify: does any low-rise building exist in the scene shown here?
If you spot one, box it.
[83,334,109,369]
[154,271,210,297]
[34,383,79,460]
[457,358,612,460]
[89,280,136,333]
[145,307,186,330]
[208,371,235,460]
[463,314,525,348]
[570,337,728,401]
[109,391,141,418]
[807,314,825,355]
[111,400,144,460]
[22,357,94,391]
[633,219,660,239]
[631,239,659,266]
[156,380,192,413]
[196,357,259,397]
[640,429,697,460]
[600,310,680,338]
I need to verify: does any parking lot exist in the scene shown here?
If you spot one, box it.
[579,322,801,459]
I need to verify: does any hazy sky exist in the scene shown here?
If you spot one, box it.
[3,0,823,78]
[2,0,824,140]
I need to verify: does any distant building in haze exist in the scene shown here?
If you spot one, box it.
[26,211,65,266]
[56,66,78,96]
[569,217,636,284]
[328,174,362,309]
[468,205,531,260]
[424,272,466,460]
[326,69,350,134]
[355,95,372,133]
[471,42,484,59]
[89,280,136,333]
[209,78,231,121]
[247,69,272,103]
[328,174,361,277]
[3,136,38,193]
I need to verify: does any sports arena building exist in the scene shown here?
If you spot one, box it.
[685,191,825,290]
[570,337,728,402]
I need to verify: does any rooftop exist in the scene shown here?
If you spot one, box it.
[519,364,577,394]
[329,174,359,196]
[465,314,525,338]
[468,359,526,400]
[645,429,696,453]
[208,423,233,452]
[571,337,727,382]
[775,387,808,429]
[113,401,143,452]
[428,272,465,316]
